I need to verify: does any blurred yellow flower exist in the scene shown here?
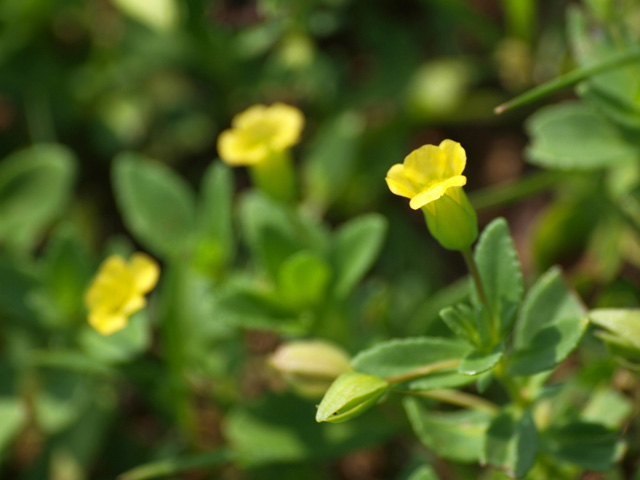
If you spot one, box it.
[85,253,160,336]
[385,139,467,210]
[217,103,304,166]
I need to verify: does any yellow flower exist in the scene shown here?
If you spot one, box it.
[217,103,304,166]
[386,139,477,251]
[85,253,160,335]
[385,139,467,210]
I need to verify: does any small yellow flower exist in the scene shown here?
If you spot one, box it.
[85,253,160,335]
[217,103,304,166]
[386,139,477,251]
[385,139,467,210]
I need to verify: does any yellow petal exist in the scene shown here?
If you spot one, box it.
[267,103,304,150]
[85,255,132,311]
[404,144,447,184]
[129,252,160,293]
[439,139,466,177]
[121,294,146,316]
[217,129,267,166]
[232,104,268,129]
[88,312,129,336]
[385,164,418,199]
[409,175,467,210]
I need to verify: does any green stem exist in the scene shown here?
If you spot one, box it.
[461,247,490,311]
[159,265,196,442]
[494,47,640,114]
[250,150,296,203]
[462,248,500,344]
[384,359,460,385]
[469,171,561,211]
[501,0,535,42]
[399,388,499,415]
[494,360,529,408]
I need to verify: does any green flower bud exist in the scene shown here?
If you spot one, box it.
[422,187,478,251]
[315,371,388,423]
[269,340,351,398]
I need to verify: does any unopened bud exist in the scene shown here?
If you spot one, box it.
[269,340,351,397]
[315,371,388,423]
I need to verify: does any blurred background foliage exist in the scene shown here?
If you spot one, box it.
[2,0,640,479]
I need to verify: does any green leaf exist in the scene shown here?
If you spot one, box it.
[315,371,388,423]
[513,268,584,347]
[408,372,478,391]
[78,311,151,365]
[439,303,480,347]
[195,162,234,272]
[459,343,503,376]
[352,337,471,381]
[33,227,92,328]
[590,309,640,365]
[582,387,633,429]
[589,309,640,351]
[509,267,587,376]
[508,317,588,376]
[113,153,196,259]
[473,218,523,335]
[406,465,440,480]
[0,398,27,455]
[303,112,364,209]
[481,407,537,478]
[212,282,309,334]
[331,213,387,298]
[239,191,328,279]
[540,422,625,471]
[593,331,640,367]
[277,251,331,309]
[112,0,179,31]
[34,370,90,434]
[525,102,637,170]
[0,143,76,251]
[404,397,491,463]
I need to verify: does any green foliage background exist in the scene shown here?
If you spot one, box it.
[2,0,640,479]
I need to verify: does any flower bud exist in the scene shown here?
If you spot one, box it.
[315,371,388,423]
[422,186,478,251]
[269,340,351,398]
